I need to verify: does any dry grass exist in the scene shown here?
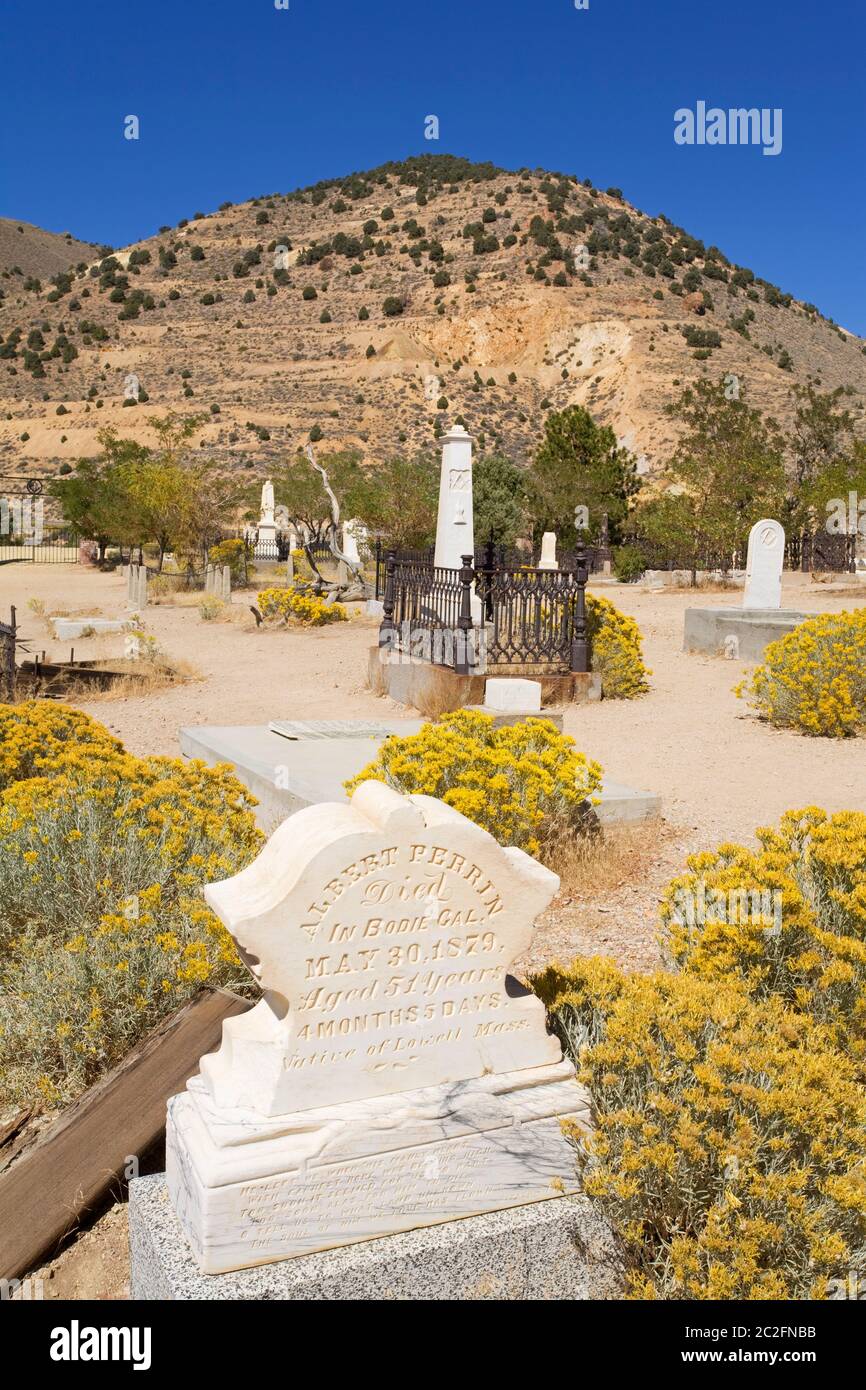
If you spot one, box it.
[545,822,662,898]
[413,667,468,719]
[69,656,202,701]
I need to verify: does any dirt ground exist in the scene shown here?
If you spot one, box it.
[3,560,866,1298]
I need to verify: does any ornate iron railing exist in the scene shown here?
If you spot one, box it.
[378,541,590,676]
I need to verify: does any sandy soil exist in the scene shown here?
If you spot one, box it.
[3,561,865,1300]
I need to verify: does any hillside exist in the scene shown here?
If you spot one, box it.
[0,217,102,284]
[1,155,864,488]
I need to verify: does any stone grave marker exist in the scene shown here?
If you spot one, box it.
[126,562,148,610]
[743,519,784,610]
[166,781,586,1273]
[537,532,558,570]
[433,425,474,572]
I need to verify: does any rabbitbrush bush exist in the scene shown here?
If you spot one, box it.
[0,702,263,1109]
[530,957,866,1300]
[0,700,123,790]
[346,709,602,858]
[737,609,866,736]
[660,808,866,1062]
[587,594,651,699]
[257,585,348,626]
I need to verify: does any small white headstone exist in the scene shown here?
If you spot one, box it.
[538,532,558,571]
[743,519,784,610]
[485,678,542,713]
[342,519,362,565]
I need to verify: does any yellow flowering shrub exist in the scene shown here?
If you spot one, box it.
[346,709,602,857]
[587,594,651,699]
[530,958,866,1300]
[660,807,866,1062]
[208,537,249,582]
[0,700,123,790]
[0,704,263,1108]
[257,585,348,626]
[291,547,312,577]
[737,609,866,736]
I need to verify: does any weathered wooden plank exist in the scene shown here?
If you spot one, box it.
[0,986,251,1281]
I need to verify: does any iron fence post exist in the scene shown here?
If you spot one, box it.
[570,538,589,673]
[379,550,398,648]
[455,554,475,675]
[482,531,496,623]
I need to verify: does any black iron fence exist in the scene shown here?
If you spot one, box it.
[378,541,591,676]
[372,540,552,600]
[618,530,857,576]
[797,531,856,573]
[0,533,80,565]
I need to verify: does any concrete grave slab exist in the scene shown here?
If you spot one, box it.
[683,607,807,663]
[180,722,661,830]
[51,617,126,641]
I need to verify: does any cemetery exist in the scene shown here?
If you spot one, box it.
[1,409,865,1308]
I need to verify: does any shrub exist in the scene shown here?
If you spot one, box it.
[208,537,248,582]
[382,296,403,317]
[737,610,866,736]
[587,594,651,698]
[0,701,122,791]
[611,544,646,584]
[198,596,225,621]
[0,707,262,1108]
[256,586,348,627]
[660,806,866,1061]
[345,710,602,858]
[531,957,866,1300]
[302,286,318,301]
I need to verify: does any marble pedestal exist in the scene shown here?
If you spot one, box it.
[254,524,278,559]
[166,1059,588,1275]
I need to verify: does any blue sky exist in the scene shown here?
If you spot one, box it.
[2,0,864,331]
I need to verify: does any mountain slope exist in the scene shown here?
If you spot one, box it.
[0,217,102,282]
[0,155,863,484]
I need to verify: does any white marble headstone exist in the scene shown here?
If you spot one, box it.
[342,519,363,565]
[743,519,784,610]
[166,782,586,1272]
[538,532,558,571]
